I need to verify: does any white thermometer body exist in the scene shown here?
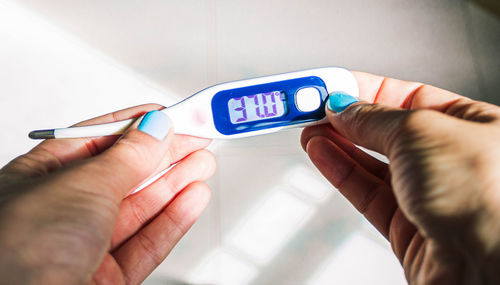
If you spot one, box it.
[30,67,359,140]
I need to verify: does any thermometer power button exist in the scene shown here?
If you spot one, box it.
[295,87,322,112]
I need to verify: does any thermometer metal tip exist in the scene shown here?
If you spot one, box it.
[29,129,55,139]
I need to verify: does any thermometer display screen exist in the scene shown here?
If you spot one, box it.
[227,91,285,124]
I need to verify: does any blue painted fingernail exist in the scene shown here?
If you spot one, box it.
[327,92,359,113]
[138,110,171,140]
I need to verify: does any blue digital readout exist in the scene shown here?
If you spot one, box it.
[227,91,286,124]
[211,76,328,135]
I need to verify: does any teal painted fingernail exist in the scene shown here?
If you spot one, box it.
[138,110,171,140]
[327,92,359,113]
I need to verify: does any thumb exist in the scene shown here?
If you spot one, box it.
[325,92,452,157]
[58,110,173,202]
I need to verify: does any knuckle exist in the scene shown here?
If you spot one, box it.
[128,199,149,225]
[391,109,434,152]
[164,145,176,166]
[157,170,178,194]
[443,98,472,118]
[136,232,164,265]
[447,99,500,123]
[353,103,386,126]
[345,103,397,140]
[402,109,432,129]
[342,103,378,136]
[357,183,382,215]
[161,209,186,235]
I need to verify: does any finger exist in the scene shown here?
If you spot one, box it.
[352,71,464,111]
[1,104,162,177]
[306,136,397,238]
[112,182,211,284]
[123,134,212,200]
[91,254,125,285]
[354,71,500,121]
[4,123,210,186]
[51,110,174,203]
[440,98,500,123]
[301,124,389,180]
[354,71,500,122]
[402,232,426,281]
[389,208,418,264]
[111,150,216,249]
[40,104,165,164]
[326,91,463,157]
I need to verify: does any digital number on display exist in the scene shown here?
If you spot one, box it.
[227,91,286,124]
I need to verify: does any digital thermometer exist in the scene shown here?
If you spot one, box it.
[29,67,358,140]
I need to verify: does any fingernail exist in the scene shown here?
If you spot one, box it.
[138,110,171,140]
[327,92,359,113]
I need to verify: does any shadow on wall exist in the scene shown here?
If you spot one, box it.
[471,0,500,17]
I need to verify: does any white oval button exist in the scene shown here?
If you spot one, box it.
[295,87,321,112]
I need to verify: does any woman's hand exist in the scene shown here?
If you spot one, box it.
[0,104,216,284]
[302,72,500,284]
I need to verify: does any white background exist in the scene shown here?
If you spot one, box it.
[1,1,499,284]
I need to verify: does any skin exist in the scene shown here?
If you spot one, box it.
[302,72,500,284]
[1,72,499,284]
[0,104,216,284]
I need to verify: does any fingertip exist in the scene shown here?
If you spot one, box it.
[305,135,355,173]
[196,181,212,203]
[327,92,360,113]
[178,181,212,216]
[301,127,315,151]
[306,136,337,170]
[304,136,348,188]
[191,149,217,179]
[305,135,332,163]
[119,110,175,151]
[300,124,333,151]
[325,93,367,134]
[137,110,172,141]
[325,101,365,126]
[204,150,217,178]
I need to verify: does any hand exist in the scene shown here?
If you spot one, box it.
[302,72,500,284]
[0,104,216,284]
